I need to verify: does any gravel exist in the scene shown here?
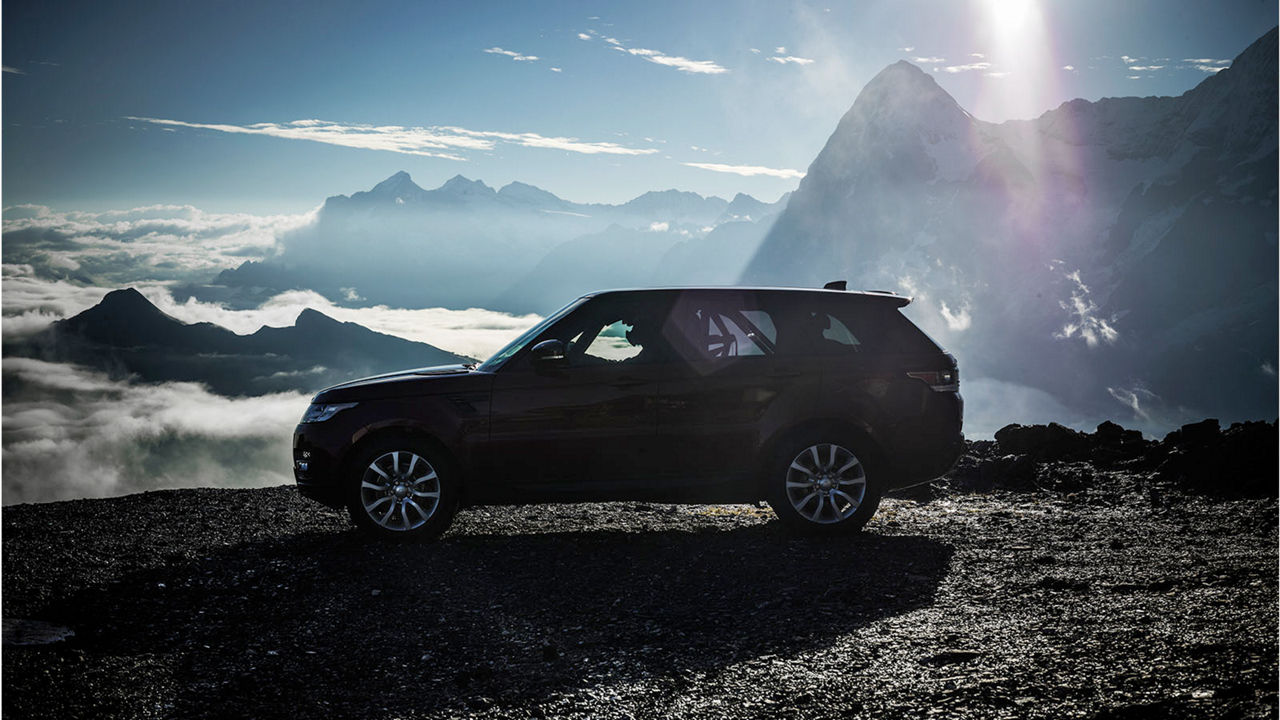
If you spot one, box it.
[3,461,1276,719]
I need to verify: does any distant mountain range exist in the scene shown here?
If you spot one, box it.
[212,173,789,312]
[743,28,1278,425]
[7,288,470,396]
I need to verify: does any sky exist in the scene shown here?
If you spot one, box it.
[3,0,1275,214]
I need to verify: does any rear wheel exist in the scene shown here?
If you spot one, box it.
[346,439,458,541]
[767,436,882,534]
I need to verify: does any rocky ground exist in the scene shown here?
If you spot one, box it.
[3,420,1276,719]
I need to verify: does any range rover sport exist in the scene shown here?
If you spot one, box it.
[293,284,964,540]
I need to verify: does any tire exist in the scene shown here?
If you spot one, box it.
[766,434,883,534]
[346,438,458,542]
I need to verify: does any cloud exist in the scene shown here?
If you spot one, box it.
[898,46,915,52]
[942,62,991,73]
[1127,65,1164,71]
[484,47,539,62]
[613,46,728,74]
[2,66,25,74]
[749,48,761,54]
[648,221,669,232]
[583,29,726,74]
[912,56,945,64]
[2,358,310,504]
[127,117,659,159]
[1191,64,1229,73]
[2,204,315,286]
[769,55,814,66]
[969,52,985,59]
[1183,58,1230,65]
[1062,65,1075,71]
[550,67,562,73]
[939,301,971,331]
[984,71,1011,78]
[683,162,804,179]
[1121,55,1137,64]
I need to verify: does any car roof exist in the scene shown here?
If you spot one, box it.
[581,286,912,308]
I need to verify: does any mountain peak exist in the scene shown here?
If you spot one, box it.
[439,175,495,196]
[97,287,165,317]
[296,308,340,327]
[370,171,425,198]
[850,60,968,127]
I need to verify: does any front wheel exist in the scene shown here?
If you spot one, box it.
[767,438,883,534]
[346,439,458,542]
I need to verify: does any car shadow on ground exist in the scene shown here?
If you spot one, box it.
[26,513,953,718]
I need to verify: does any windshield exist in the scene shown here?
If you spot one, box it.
[475,297,589,372]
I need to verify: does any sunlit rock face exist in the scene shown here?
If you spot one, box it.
[744,29,1278,429]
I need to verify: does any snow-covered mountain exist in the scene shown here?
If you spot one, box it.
[743,28,1278,428]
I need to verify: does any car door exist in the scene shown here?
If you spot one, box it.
[485,294,671,500]
[655,291,820,493]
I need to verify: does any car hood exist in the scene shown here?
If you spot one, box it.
[312,364,491,403]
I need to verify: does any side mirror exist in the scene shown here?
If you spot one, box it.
[529,339,567,370]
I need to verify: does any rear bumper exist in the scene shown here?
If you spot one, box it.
[882,391,965,488]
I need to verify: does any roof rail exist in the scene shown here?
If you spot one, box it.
[822,280,847,291]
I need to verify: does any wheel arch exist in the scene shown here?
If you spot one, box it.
[342,425,465,500]
[755,417,886,496]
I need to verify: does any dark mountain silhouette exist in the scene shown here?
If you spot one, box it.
[8,289,471,396]
[742,28,1278,428]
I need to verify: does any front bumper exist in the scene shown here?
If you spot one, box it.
[293,424,347,508]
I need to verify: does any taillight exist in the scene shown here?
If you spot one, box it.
[907,367,959,392]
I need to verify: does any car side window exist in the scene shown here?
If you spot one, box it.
[665,295,776,361]
[822,314,860,348]
[774,307,862,356]
[579,320,643,362]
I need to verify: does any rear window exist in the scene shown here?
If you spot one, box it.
[764,294,941,357]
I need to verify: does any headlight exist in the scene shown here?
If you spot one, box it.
[301,402,358,423]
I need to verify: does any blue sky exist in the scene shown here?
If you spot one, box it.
[3,0,1275,213]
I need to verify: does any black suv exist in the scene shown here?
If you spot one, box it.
[293,285,963,540]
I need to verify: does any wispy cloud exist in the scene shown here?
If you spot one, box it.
[984,71,1011,78]
[769,54,814,66]
[898,46,915,52]
[2,66,25,75]
[484,47,538,62]
[1183,58,1231,73]
[912,56,945,64]
[969,52,985,59]
[683,162,804,179]
[550,67,562,73]
[1121,55,1137,64]
[126,117,659,160]
[942,62,991,73]
[582,28,727,74]
[1062,65,1075,71]
[613,46,728,74]
[1128,65,1164,71]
